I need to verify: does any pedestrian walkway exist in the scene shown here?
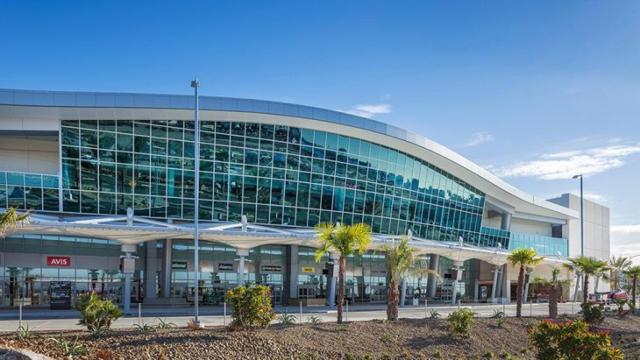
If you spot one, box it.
[0,302,582,332]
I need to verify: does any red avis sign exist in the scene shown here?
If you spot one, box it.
[47,256,71,267]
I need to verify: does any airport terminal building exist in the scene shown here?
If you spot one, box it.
[0,88,610,309]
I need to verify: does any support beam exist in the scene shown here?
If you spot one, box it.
[326,253,339,307]
[399,279,407,308]
[121,244,136,315]
[161,239,172,299]
[490,265,501,303]
[451,260,464,305]
[501,264,511,303]
[237,249,249,285]
[523,268,533,304]
[427,254,440,298]
[289,245,299,300]
[144,240,157,301]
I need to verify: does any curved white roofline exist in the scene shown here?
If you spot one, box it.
[0,88,576,220]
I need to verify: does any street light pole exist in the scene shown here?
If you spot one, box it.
[191,78,204,328]
[573,174,584,257]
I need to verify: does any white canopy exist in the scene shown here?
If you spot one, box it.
[8,212,567,267]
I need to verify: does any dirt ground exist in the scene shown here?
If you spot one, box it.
[2,316,640,360]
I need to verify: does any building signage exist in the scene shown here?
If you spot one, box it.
[122,258,135,274]
[260,265,282,273]
[46,256,71,267]
[301,266,315,273]
[172,261,187,270]
[218,262,234,272]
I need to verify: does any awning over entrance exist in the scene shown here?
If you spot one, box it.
[9,212,568,267]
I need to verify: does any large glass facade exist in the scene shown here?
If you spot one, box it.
[510,232,568,257]
[59,119,497,246]
[0,171,59,211]
[170,241,286,304]
[0,234,125,307]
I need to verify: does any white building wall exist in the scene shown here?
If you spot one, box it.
[548,193,610,261]
[0,135,59,174]
[510,218,552,236]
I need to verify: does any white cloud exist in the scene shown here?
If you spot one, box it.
[611,224,640,260]
[493,143,640,180]
[460,132,495,147]
[583,193,604,202]
[344,103,392,118]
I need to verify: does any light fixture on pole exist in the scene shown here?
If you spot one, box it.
[572,174,584,257]
[191,78,204,328]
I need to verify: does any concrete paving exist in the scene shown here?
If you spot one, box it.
[0,302,582,332]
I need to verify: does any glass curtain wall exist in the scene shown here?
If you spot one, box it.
[0,235,123,307]
[59,120,497,247]
[170,241,286,305]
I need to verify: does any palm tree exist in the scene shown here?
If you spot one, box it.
[623,265,640,310]
[0,207,29,236]
[609,256,631,290]
[315,223,372,324]
[533,268,562,319]
[569,256,609,304]
[379,236,439,321]
[507,248,543,318]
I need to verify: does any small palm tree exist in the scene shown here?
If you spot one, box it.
[533,268,562,319]
[0,207,29,236]
[609,256,631,290]
[380,236,438,321]
[507,248,543,318]
[569,256,609,304]
[315,223,372,324]
[623,265,640,310]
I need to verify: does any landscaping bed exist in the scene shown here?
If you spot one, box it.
[2,316,640,359]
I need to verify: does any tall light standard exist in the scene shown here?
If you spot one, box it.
[572,174,584,257]
[191,78,204,328]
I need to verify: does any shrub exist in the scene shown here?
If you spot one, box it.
[278,312,296,325]
[492,309,505,328]
[76,292,122,336]
[447,308,474,337]
[48,336,87,358]
[308,315,322,324]
[429,309,441,319]
[612,299,629,316]
[225,284,276,330]
[581,302,605,325]
[155,318,176,329]
[134,322,156,333]
[16,324,32,341]
[529,319,623,360]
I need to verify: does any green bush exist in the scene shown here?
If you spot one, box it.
[48,337,87,358]
[429,309,441,319]
[75,292,123,336]
[447,308,474,337]
[278,312,296,325]
[529,319,622,360]
[225,284,276,330]
[581,302,605,325]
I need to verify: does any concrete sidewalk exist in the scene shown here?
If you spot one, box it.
[0,302,581,332]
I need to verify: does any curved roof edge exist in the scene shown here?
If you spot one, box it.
[0,88,576,219]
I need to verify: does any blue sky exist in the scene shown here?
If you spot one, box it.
[1,1,639,255]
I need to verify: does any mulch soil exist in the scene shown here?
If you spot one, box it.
[2,316,640,359]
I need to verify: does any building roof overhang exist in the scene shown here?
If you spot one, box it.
[6,213,568,267]
[0,88,578,221]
